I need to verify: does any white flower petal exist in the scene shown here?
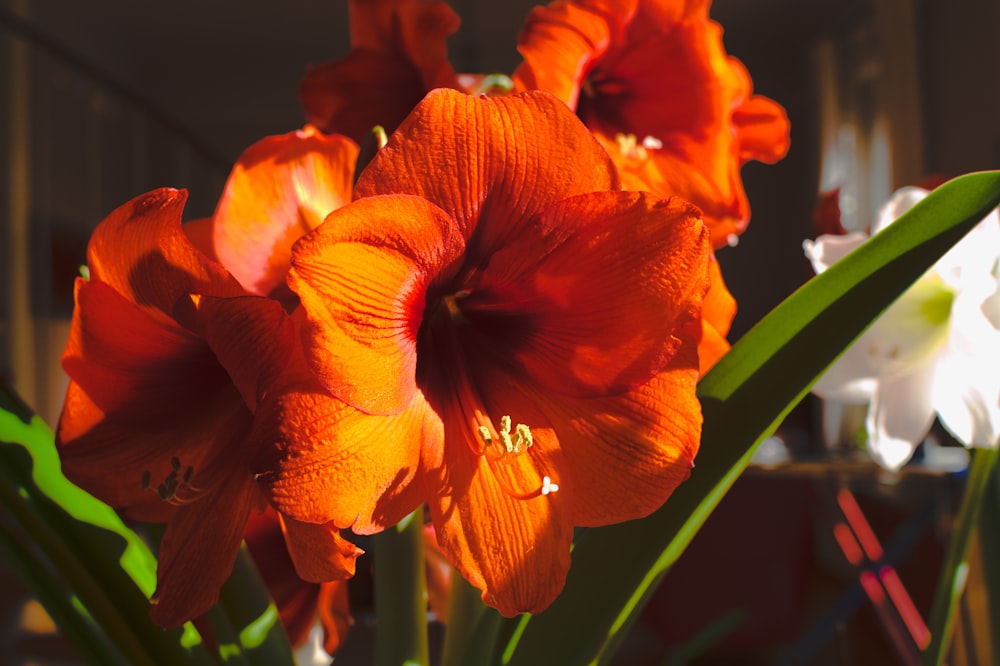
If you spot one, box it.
[857,273,952,377]
[812,345,877,403]
[934,354,1000,448]
[872,187,927,235]
[983,276,1000,331]
[934,208,1000,290]
[803,232,868,274]
[933,284,1000,448]
[865,363,938,470]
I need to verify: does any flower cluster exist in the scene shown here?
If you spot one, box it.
[54,0,789,651]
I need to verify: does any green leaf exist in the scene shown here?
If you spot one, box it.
[0,383,216,666]
[503,171,1000,665]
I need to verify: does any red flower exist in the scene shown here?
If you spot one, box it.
[56,189,360,627]
[513,0,791,248]
[300,0,462,144]
[255,89,710,615]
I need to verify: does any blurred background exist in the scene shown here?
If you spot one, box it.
[1,0,998,663]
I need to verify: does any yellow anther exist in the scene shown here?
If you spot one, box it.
[615,133,662,162]
[479,415,533,455]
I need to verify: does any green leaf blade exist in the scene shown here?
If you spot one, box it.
[504,171,1000,666]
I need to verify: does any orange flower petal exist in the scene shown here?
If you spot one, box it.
[253,381,440,532]
[150,470,257,627]
[513,1,621,108]
[318,580,353,656]
[301,52,428,144]
[301,0,460,142]
[86,189,244,317]
[467,191,709,397]
[279,514,362,582]
[528,314,703,526]
[393,0,461,90]
[353,89,620,251]
[698,252,736,374]
[350,0,459,78]
[183,294,297,413]
[58,280,250,519]
[212,128,358,297]
[734,93,793,164]
[428,426,573,616]
[182,217,217,261]
[289,194,466,414]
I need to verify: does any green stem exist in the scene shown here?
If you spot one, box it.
[440,570,488,666]
[923,447,999,666]
[373,509,428,666]
[978,454,1000,661]
[217,547,295,666]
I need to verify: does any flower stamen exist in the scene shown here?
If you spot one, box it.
[478,414,533,455]
[615,133,662,162]
[141,457,197,504]
[477,415,558,499]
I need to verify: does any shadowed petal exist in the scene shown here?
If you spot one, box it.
[533,311,703,525]
[86,189,244,316]
[58,279,248,519]
[183,294,298,413]
[279,515,363,582]
[466,191,709,397]
[150,470,257,627]
[301,0,460,142]
[318,580,353,655]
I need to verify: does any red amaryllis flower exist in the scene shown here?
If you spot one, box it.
[56,189,361,627]
[300,0,461,144]
[255,89,711,615]
[513,0,791,248]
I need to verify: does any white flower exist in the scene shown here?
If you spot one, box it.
[803,186,1000,470]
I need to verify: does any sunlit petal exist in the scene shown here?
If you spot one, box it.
[865,363,938,471]
[212,127,357,297]
[289,194,466,414]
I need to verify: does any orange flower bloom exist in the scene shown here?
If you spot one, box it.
[256,89,710,615]
[56,189,361,627]
[513,0,791,248]
[300,0,461,144]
